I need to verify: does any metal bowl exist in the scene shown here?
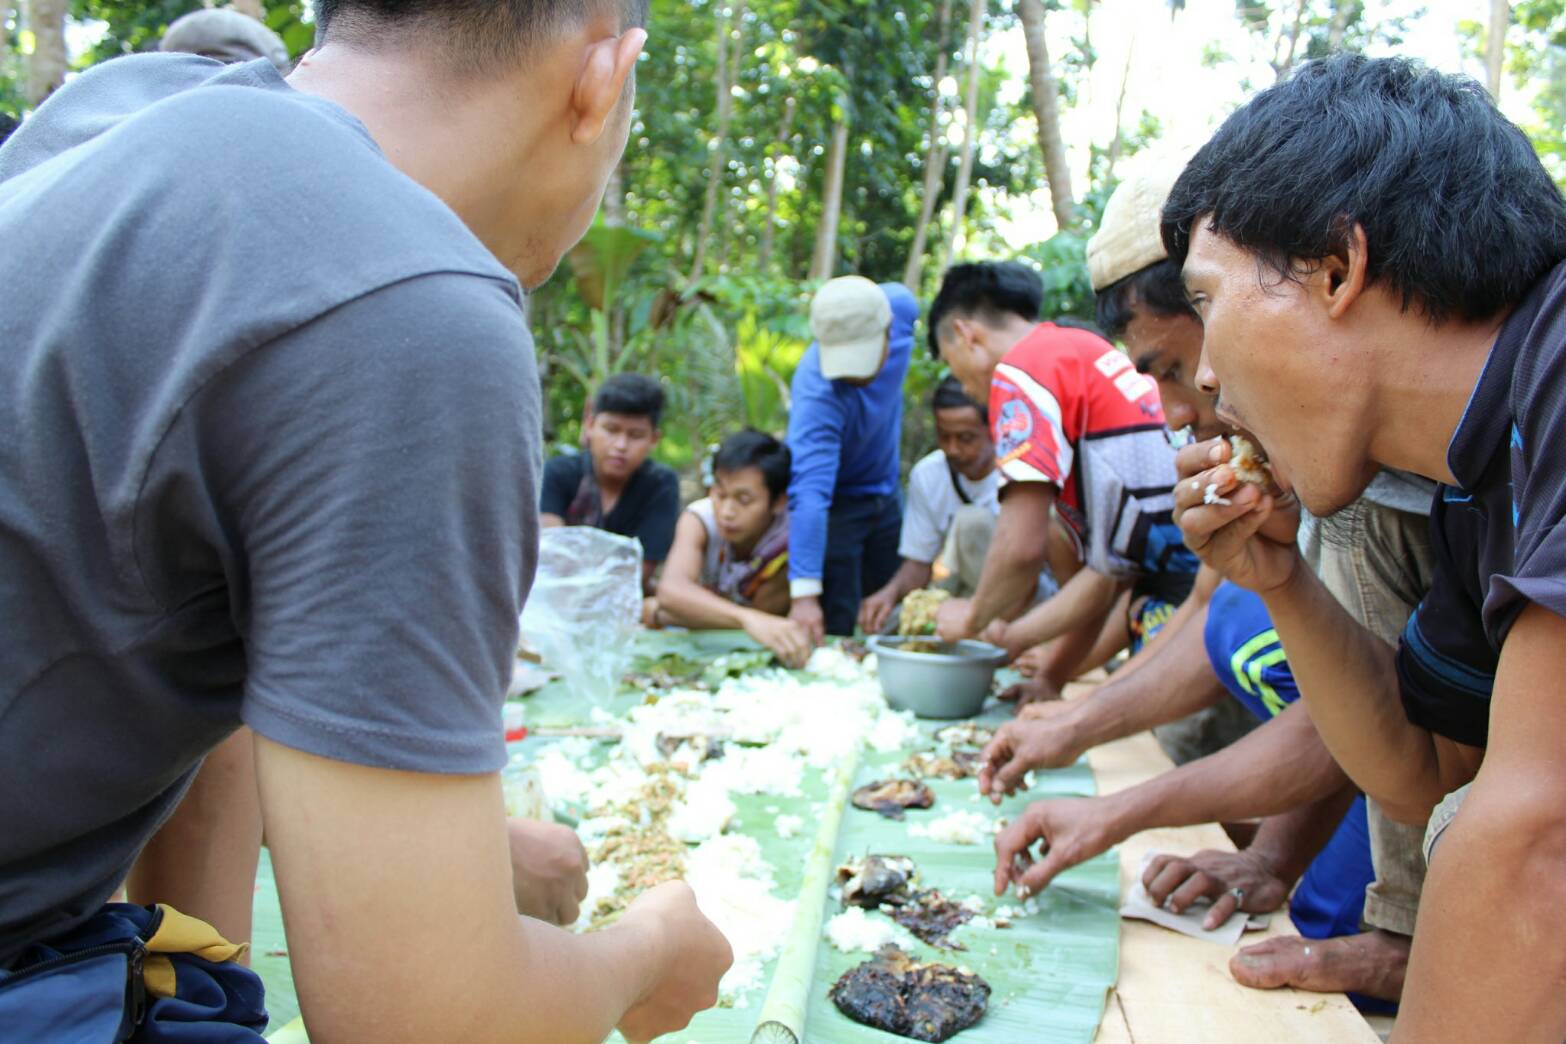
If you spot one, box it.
[868,635,1008,719]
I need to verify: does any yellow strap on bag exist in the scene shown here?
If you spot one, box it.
[141,904,250,999]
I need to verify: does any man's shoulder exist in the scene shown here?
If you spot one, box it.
[160,85,503,274]
[641,459,682,494]
[997,325,1082,391]
[2,57,518,375]
[26,55,510,289]
[1512,262,1566,433]
[908,450,948,487]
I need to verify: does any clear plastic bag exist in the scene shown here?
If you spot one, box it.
[519,526,643,707]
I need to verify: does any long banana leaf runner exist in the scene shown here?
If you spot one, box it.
[261,632,1119,1042]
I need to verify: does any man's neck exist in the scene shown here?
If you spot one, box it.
[285,44,548,271]
[991,316,1039,364]
[1366,311,1509,485]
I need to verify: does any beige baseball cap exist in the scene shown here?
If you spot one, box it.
[811,276,892,381]
[1087,146,1199,291]
[161,8,292,74]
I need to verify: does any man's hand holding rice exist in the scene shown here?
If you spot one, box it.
[1172,436,1301,596]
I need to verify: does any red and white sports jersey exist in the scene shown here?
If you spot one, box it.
[988,323,1193,582]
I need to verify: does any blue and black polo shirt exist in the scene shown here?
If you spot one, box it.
[1397,260,1566,748]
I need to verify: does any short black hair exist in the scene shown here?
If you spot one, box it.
[593,373,664,427]
[1162,54,1566,325]
[0,114,19,149]
[931,375,987,423]
[712,430,791,500]
[316,0,649,69]
[1094,258,1197,339]
[927,261,1044,358]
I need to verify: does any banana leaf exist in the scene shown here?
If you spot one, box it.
[261,633,1118,1043]
[801,731,1119,1043]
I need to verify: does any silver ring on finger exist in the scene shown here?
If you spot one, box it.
[1229,887,1246,902]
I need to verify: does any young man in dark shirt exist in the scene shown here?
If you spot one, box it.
[541,372,682,592]
[1165,55,1566,1038]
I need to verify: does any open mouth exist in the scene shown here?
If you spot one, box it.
[1227,431,1290,496]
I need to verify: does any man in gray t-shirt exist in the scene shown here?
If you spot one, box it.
[0,1,729,1038]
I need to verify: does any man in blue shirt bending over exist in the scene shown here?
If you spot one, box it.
[786,276,919,638]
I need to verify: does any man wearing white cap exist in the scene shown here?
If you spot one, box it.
[785,276,919,638]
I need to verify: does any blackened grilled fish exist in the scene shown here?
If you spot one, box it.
[830,945,990,1042]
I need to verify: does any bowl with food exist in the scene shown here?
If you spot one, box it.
[867,635,1007,719]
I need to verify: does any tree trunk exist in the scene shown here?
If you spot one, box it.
[717,0,751,275]
[1018,0,1075,231]
[809,117,850,281]
[1103,41,1134,184]
[758,95,797,273]
[939,0,986,275]
[903,0,955,289]
[1271,0,1308,81]
[1486,0,1510,99]
[228,0,265,19]
[23,0,68,106]
[1326,0,1353,52]
[687,1,745,284]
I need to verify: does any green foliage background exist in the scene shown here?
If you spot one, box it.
[7,0,1565,483]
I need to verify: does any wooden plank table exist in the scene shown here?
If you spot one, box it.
[1085,726,1381,1043]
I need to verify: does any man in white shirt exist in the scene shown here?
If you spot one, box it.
[861,378,1055,633]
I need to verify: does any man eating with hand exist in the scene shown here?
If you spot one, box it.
[1164,55,1566,1039]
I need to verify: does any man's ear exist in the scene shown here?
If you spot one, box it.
[1322,222,1370,321]
[650,426,663,447]
[571,28,647,146]
[949,317,971,352]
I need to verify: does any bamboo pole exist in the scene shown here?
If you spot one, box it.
[750,746,862,1043]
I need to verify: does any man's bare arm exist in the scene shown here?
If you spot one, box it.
[1393,605,1566,1041]
[1062,602,1228,742]
[994,701,1349,895]
[1111,696,1348,828]
[1173,441,1480,822]
[254,736,729,1044]
[1261,564,1482,822]
[859,559,934,636]
[127,728,262,953]
[980,620,1239,799]
[994,567,1123,652]
[885,559,934,603]
[540,513,565,528]
[656,514,748,629]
